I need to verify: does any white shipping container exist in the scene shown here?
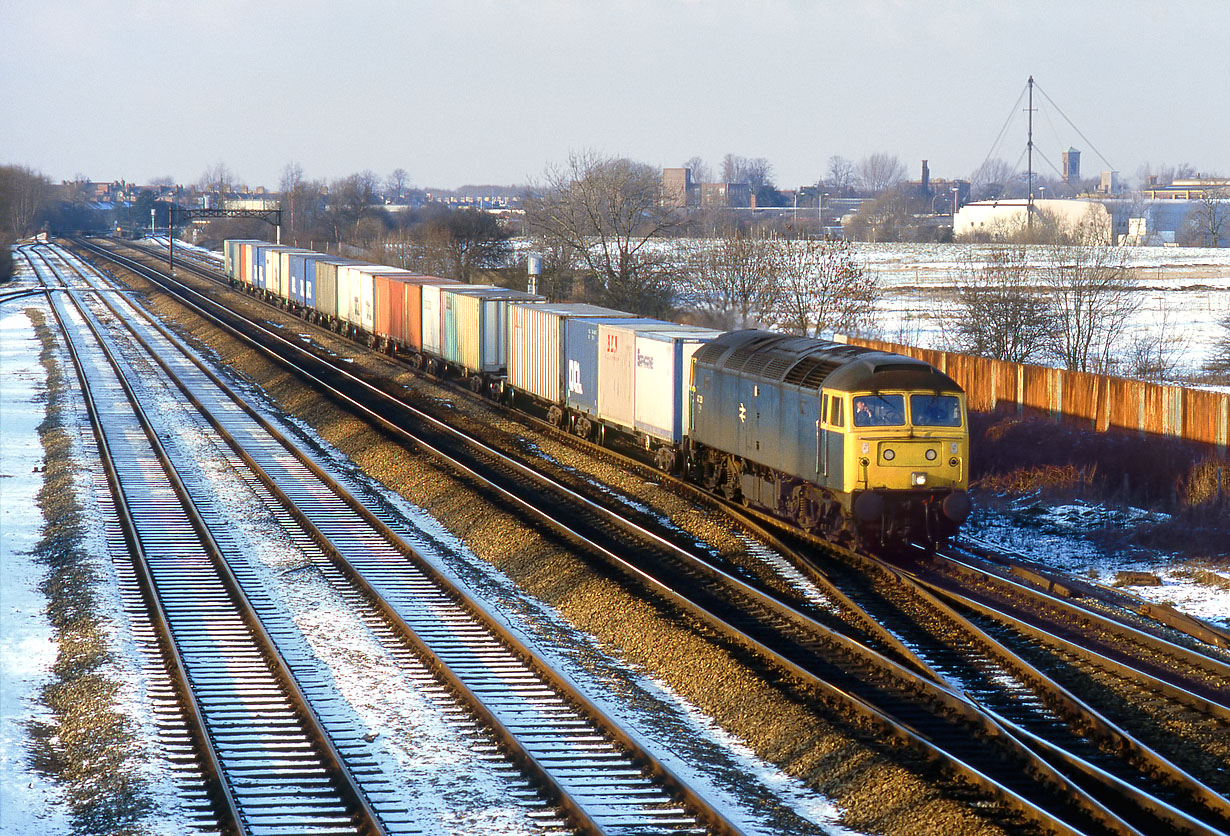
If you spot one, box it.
[633,326,722,443]
[442,286,542,375]
[508,303,634,403]
[598,321,714,434]
[421,283,447,356]
[265,246,305,302]
[278,249,310,303]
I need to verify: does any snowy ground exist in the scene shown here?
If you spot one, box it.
[965,498,1230,629]
[856,241,1230,376]
[0,307,72,833]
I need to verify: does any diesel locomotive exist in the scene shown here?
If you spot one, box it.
[687,330,971,546]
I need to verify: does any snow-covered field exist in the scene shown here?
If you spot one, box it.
[856,242,1230,375]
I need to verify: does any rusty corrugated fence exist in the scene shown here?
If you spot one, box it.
[840,337,1230,449]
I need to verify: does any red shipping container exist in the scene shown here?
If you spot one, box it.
[401,276,463,352]
[373,273,415,345]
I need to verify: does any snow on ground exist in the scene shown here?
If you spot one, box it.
[857,242,1230,374]
[0,306,72,835]
[966,499,1230,629]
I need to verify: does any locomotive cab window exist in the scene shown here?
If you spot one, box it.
[828,396,844,428]
[852,394,904,427]
[910,394,963,427]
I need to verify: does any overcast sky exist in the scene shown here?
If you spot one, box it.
[3,1,1227,191]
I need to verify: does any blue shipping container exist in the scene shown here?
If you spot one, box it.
[563,317,663,416]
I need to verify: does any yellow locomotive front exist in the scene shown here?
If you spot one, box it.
[842,389,971,545]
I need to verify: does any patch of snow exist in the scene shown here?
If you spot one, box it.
[0,308,72,836]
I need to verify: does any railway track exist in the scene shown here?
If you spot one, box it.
[65,236,1230,835]
[33,242,748,835]
[26,245,390,835]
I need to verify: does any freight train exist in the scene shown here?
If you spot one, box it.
[223,239,971,546]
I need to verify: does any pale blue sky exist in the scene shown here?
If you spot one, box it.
[3,0,1226,190]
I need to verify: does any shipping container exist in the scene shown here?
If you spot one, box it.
[357,267,411,334]
[253,243,283,291]
[313,258,358,322]
[373,273,415,345]
[563,317,664,417]
[224,239,265,282]
[420,283,449,356]
[336,263,407,332]
[632,326,722,443]
[266,246,306,303]
[240,242,259,286]
[286,252,324,308]
[402,276,462,353]
[597,321,715,434]
[440,285,543,375]
[277,249,312,305]
[508,303,636,404]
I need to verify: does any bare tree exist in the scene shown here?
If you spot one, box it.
[325,172,380,242]
[527,231,581,302]
[0,165,50,238]
[418,208,511,283]
[1180,185,1230,247]
[198,162,237,204]
[855,152,905,195]
[677,227,775,329]
[682,156,712,186]
[948,246,1054,363]
[760,237,879,338]
[1204,311,1230,381]
[825,155,855,195]
[386,168,411,203]
[524,150,680,315]
[724,155,774,193]
[970,158,1017,200]
[1126,306,1191,382]
[1039,209,1139,373]
[844,185,932,243]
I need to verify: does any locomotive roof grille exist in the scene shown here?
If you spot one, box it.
[693,330,963,394]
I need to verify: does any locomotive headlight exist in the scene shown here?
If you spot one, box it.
[911,472,927,487]
[882,448,896,461]
[949,457,959,468]
[925,449,937,461]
